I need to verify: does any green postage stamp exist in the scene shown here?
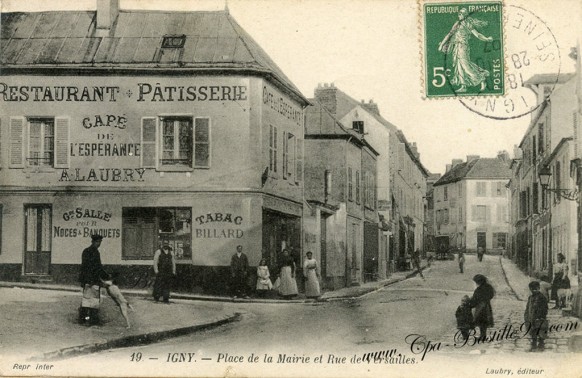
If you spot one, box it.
[422,1,504,98]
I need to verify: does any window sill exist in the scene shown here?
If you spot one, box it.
[24,167,57,173]
[157,166,194,172]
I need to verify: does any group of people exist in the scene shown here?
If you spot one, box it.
[230,245,322,300]
[79,236,323,328]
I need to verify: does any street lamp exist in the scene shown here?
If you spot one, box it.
[538,166,579,202]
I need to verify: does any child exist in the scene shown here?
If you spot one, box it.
[256,258,273,298]
[101,276,134,328]
[524,281,548,352]
[455,295,474,341]
[458,251,465,274]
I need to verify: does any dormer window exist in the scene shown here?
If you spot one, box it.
[352,121,364,134]
[162,35,186,48]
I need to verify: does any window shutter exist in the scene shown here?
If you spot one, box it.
[471,205,477,221]
[54,117,70,168]
[141,117,157,168]
[194,118,210,168]
[295,138,303,183]
[0,118,2,168]
[9,117,25,168]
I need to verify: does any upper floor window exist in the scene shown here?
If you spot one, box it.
[444,187,448,201]
[476,182,487,197]
[348,167,353,201]
[141,116,210,170]
[352,121,364,134]
[269,125,278,174]
[9,116,69,169]
[493,181,504,197]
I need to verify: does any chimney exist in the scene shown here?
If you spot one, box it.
[467,155,480,162]
[314,82,338,114]
[96,0,120,37]
[410,142,419,159]
[452,159,463,167]
[361,99,380,116]
[446,164,452,173]
[497,150,510,162]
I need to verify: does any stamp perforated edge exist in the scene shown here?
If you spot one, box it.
[417,0,508,101]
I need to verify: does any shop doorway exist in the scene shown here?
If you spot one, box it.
[24,204,52,275]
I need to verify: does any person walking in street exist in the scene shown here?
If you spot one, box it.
[525,281,548,352]
[477,246,484,262]
[455,295,474,341]
[303,251,321,298]
[278,249,298,299]
[230,245,249,299]
[551,253,569,309]
[468,274,495,340]
[458,250,466,274]
[412,249,424,279]
[256,258,273,298]
[79,234,108,326]
[153,242,176,303]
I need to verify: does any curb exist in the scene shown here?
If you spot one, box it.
[28,312,242,362]
[498,256,524,301]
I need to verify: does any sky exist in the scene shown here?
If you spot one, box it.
[1,0,580,174]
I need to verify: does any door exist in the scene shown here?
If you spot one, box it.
[351,223,359,284]
[24,205,52,275]
[363,222,379,281]
[477,232,487,251]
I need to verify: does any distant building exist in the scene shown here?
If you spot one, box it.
[303,98,378,289]
[312,84,428,276]
[433,154,511,255]
[424,173,442,253]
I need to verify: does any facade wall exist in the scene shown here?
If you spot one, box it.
[434,180,465,248]
[0,74,305,292]
[465,179,510,253]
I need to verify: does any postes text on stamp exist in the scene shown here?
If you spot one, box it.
[423,1,504,98]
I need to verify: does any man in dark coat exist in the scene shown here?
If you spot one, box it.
[79,234,108,325]
[525,281,548,351]
[153,243,176,303]
[230,245,249,299]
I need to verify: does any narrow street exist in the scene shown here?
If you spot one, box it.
[64,254,576,376]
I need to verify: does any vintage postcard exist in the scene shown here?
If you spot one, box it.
[0,0,581,377]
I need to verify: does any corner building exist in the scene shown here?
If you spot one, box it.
[0,1,309,294]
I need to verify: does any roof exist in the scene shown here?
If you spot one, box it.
[328,88,430,176]
[434,158,511,186]
[543,137,573,166]
[305,99,379,156]
[0,10,308,105]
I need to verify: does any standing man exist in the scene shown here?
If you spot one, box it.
[79,234,108,325]
[153,242,176,303]
[230,245,249,299]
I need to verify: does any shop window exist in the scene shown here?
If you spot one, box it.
[122,207,192,260]
[9,116,69,169]
[493,233,507,249]
[140,116,210,170]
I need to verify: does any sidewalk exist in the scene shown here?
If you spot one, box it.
[0,265,425,361]
[0,286,240,361]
